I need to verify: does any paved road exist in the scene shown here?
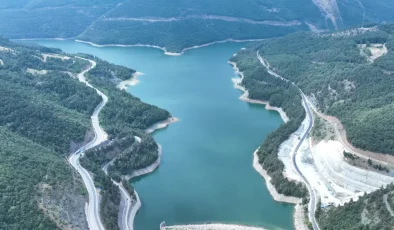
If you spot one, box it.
[69,58,107,230]
[75,57,135,230]
[293,93,320,230]
[103,159,134,230]
[257,52,320,230]
[383,194,394,217]
[115,181,133,230]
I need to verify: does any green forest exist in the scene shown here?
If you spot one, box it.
[0,127,64,229]
[1,0,394,52]
[0,38,100,229]
[318,184,394,229]
[78,19,306,53]
[247,24,394,155]
[0,38,170,229]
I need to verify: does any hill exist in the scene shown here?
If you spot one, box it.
[1,0,394,52]
[318,184,394,229]
[0,38,97,229]
[230,22,394,229]
[232,23,394,155]
[0,38,169,229]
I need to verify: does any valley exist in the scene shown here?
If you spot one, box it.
[1,1,394,229]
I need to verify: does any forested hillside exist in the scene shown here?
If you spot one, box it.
[0,38,170,229]
[318,184,394,229]
[231,23,394,229]
[1,0,394,52]
[0,0,122,39]
[78,0,318,52]
[78,55,170,230]
[0,38,97,229]
[235,24,394,155]
[230,48,308,198]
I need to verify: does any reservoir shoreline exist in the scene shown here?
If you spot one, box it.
[118,71,180,230]
[75,39,265,56]
[229,61,307,230]
[118,72,144,90]
[228,61,289,123]
[126,117,179,230]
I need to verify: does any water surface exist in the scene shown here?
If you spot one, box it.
[24,40,294,230]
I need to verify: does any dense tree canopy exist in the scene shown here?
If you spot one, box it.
[0,38,98,229]
[2,0,394,52]
[318,184,394,230]
[250,25,394,155]
[0,38,170,229]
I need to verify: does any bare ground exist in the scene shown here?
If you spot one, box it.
[37,164,88,230]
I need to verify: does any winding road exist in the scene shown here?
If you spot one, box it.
[257,52,320,230]
[68,58,106,230]
[103,153,135,230]
[68,57,135,230]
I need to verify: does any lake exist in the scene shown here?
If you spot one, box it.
[24,40,294,230]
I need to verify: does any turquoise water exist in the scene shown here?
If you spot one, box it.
[24,40,294,230]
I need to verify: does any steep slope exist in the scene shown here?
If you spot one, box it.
[0,0,122,38]
[338,0,394,27]
[236,24,394,155]
[0,38,99,229]
[77,0,323,52]
[2,0,394,53]
[312,0,343,29]
[317,184,394,229]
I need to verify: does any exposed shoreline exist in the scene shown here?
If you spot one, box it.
[253,150,301,204]
[125,117,179,229]
[146,117,179,134]
[163,223,268,230]
[76,38,264,56]
[124,144,163,181]
[15,37,70,41]
[230,60,309,230]
[117,72,144,90]
[229,61,289,123]
[128,191,141,230]
[17,37,264,56]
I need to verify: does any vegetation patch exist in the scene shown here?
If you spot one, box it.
[249,24,394,155]
[0,38,100,229]
[318,184,394,230]
[0,37,170,229]
[312,115,335,142]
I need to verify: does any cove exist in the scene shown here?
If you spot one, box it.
[24,40,294,230]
